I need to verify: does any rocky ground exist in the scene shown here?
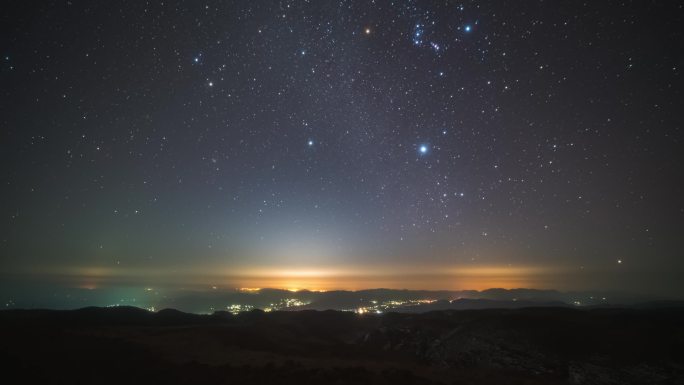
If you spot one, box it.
[1,306,683,384]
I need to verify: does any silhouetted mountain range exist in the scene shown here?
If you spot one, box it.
[391,298,571,312]
[158,287,671,313]
[2,285,671,313]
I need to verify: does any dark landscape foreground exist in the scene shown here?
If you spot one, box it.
[2,306,683,385]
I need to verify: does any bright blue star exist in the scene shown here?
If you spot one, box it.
[464,25,472,32]
[308,140,314,147]
[419,145,428,154]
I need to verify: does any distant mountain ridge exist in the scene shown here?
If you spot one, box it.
[1,286,672,313]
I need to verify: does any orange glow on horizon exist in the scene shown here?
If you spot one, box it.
[14,262,589,292]
[238,287,262,293]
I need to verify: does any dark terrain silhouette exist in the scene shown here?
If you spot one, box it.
[1,306,683,384]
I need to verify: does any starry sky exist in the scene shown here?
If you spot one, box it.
[1,1,683,295]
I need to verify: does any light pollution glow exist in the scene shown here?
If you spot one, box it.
[9,263,600,292]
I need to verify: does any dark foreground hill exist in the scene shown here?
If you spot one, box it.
[1,307,683,385]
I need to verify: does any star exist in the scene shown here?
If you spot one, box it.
[464,25,472,32]
[308,140,314,147]
[419,145,428,154]
[365,27,371,35]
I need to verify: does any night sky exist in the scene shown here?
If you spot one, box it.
[1,1,683,296]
